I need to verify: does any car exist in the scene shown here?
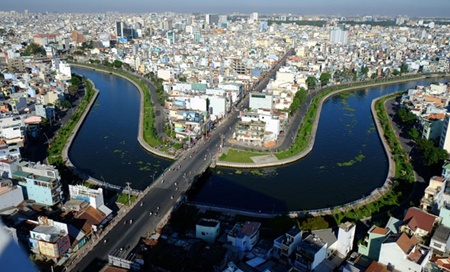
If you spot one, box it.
[149,212,153,216]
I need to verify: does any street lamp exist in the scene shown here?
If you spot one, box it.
[43,132,50,146]
[125,182,132,205]
[152,171,157,184]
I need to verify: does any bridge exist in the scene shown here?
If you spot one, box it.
[67,48,294,271]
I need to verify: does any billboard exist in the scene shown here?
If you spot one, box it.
[183,111,201,123]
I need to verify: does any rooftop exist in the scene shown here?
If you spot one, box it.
[432,225,450,243]
[13,171,53,183]
[197,218,220,228]
[370,226,390,235]
[297,234,326,255]
[403,207,437,233]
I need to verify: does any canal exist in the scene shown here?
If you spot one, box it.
[71,67,447,212]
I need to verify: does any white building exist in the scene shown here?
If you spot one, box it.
[218,83,243,105]
[249,93,273,110]
[207,95,227,120]
[189,96,207,112]
[440,113,450,153]
[295,234,327,271]
[68,185,104,209]
[0,159,19,178]
[29,216,71,259]
[337,222,356,256]
[0,179,24,211]
[0,115,25,145]
[227,221,260,251]
[378,233,431,272]
[195,218,220,244]
[430,225,450,256]
[330,27,348,45]
[273,226,302,258]
[56,62,72,81]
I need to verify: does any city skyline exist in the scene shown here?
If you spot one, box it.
[3,0,450,17]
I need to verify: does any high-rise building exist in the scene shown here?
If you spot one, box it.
[116,21,124,37]
[218,15,228,24]
[251,12,258,21]
[330,27,348,45]
[163,19,172,31]
[167,31,175,45]
[193,31,201,43]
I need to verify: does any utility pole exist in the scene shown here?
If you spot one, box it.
[125,182,132,205]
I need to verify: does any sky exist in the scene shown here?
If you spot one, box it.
[3,0,450,17]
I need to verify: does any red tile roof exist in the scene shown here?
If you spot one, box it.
[371,227,389,235]
[366,261,388,272]
[396,232,418,254]
[403,207,437,233]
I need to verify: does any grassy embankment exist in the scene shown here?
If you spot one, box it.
[47,78,95,165]
[220,75,423,163]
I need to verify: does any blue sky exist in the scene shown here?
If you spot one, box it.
[3,0,450,17]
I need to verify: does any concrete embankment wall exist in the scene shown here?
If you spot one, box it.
[65,64,175,192]
[202,76,438,218]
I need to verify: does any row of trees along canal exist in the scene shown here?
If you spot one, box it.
[179,92,450,235]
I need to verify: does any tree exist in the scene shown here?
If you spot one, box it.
[306,76,317,90]
[361,65,369,77]
[59,99,72,110]
[299,216,329,231]
[68,85,78,96]
[397,108,417,125]
[416,138,449,166]
[371,72,377,80]
[333,69,342,83]
[70,75,82,87]
[400,64,408,74]
[21,43,45,56]
[392,69,400,76]
[319,72,331,86]
[289,87,307,113]
[113,60,123,68]
[408,128,420,141]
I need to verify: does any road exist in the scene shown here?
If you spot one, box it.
[71,48,294,271]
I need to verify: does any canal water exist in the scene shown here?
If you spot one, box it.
[71,67,447,211]
[70,68,171,190]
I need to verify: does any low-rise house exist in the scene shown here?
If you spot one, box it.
[295,234,327,271]
[0,178,24,211]
[227,221,261,251]
[439,204,450,228]
[195,218,220,244]
[273,226,302,259]
[13,161,61,206]
[336,221,356,256]
[378,232,431,272]
[0,115,26,145]
[358,226,390,260]
[420,176,445,212]
[29,216,71,259]
[430,225,450,256]
[401,207,439,238]
[385,216,401,234]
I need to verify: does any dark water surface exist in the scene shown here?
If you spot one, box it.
[70,67,446,211]
[70,67,171,190]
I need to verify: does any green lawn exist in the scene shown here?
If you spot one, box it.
[219,149,268,163]
[116,193,138,205]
